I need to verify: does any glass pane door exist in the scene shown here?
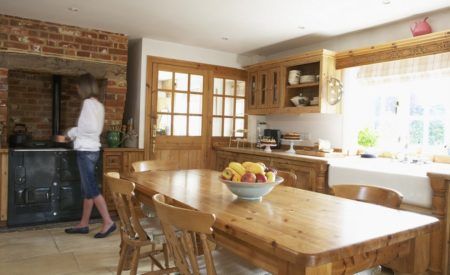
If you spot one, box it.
[156,70,204,137]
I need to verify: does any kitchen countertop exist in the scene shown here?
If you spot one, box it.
[214,146,329,163]
[215,146,450,176]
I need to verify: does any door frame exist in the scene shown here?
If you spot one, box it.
[144,56,247,164]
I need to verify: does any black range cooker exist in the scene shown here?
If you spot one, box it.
[8,143,102,227]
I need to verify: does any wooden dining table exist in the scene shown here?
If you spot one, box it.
[123,169,440,275]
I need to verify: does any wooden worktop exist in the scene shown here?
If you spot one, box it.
[102,147,144,152]
[214,146,330,164]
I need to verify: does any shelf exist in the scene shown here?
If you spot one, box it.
[278,106,320,114]
[286,82,319,89]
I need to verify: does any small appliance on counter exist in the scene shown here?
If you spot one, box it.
[262,129,282,149]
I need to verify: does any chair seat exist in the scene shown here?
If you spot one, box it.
[197,247,270,275]
[140,217,167,244]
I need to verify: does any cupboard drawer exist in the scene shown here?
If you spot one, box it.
[104,155,122,169]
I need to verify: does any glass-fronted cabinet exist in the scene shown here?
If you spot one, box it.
[248,72,258,110]
[258,71,267,108]
[269,67,281,108]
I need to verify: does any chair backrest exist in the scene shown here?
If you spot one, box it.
[277,170,297,188]
[132,160,179,173]
[153,193,217,275]
[330,184,404,209]
[104,172,148,241]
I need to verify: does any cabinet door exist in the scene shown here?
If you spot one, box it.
[258,71,268,108]
[269,67,281,108]
[271,160,316,190]
[247,72,258,110]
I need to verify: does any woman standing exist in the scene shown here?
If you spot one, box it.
[64,73,116,238]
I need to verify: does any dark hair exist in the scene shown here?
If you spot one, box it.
[77,73,99,99]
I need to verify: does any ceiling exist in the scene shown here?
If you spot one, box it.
[0,0,448,55]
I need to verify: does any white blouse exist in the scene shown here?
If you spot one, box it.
[68,98,105,151]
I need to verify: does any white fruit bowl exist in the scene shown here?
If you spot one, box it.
[219,176,284,200]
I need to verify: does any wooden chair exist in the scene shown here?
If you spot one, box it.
[330,184,404,209]
[132,160,179,173]
[104,172,176,275]
[152,193,268,275]
[277,170,297,188]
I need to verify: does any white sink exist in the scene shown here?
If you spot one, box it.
[327,157,450,208]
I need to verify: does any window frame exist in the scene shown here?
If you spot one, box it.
[155,69,205,137]
[211,75,247,138]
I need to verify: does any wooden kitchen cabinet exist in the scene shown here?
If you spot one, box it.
[214,147,328,193]
[102,148,144,210]
[247,66,282,113]
[246,49,340,115]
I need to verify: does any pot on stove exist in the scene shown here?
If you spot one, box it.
[9,123,32,147]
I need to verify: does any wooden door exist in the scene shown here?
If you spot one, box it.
[268,67,281,108]
[247,72,258,110]
[149,64,208,169]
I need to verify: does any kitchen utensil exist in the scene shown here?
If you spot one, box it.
[9,123,31,147]
[290,96,301,106]
[219,176,284,200]
[288,70,301,85]
[327,77,343,105]
[299,75,316,83]
[410,17,432,37]
[53,135,69,143]
[298,93,310,106]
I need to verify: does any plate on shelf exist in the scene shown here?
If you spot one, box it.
[299,75,316,83]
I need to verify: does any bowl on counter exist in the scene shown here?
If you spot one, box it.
[220,176,284,200]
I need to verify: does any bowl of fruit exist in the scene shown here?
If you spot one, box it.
[220,161,283,200]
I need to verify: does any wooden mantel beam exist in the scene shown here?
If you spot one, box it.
[336,30,450,69]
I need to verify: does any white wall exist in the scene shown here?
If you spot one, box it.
[253,8,450,150]
[127,38,255,148]
[265,8,450,60]
[127,7,450,150]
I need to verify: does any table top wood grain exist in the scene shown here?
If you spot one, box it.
[123,169,439,267]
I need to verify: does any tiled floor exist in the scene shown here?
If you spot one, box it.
[0,222,394,275]
[0,222,155,275]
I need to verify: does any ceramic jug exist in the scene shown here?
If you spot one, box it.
[410,17,432,37]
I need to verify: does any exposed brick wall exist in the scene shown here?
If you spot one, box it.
[0,14,129,146]
[0,14,128,65]
[8,70,53,140]
[7,70,111,141]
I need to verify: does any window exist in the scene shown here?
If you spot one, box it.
[342,52,450,154]
[212,77,246,137]
[156,70,203,136]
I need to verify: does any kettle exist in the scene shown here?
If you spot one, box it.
[410,17,432,37]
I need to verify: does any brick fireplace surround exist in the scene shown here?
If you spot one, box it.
[0,14,128,146]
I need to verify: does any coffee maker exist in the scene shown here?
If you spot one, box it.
[263,129,282,149]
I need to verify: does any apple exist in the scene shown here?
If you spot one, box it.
[241,172,256,183]
[222,168,234,180]
[266,171,275,182]
[266,167,278,175]
[255,173,267,183]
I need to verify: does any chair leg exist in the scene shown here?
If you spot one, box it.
[163,243,169,268]
[151,243,155,271]
[117,242,128,275]
[130,247,141,275]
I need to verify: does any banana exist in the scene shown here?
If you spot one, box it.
[242,162,254,169]
[228,162,246,176]
[246,163,265,175]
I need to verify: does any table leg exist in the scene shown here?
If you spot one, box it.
[388,233,430,274]
[305,263,332,275]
